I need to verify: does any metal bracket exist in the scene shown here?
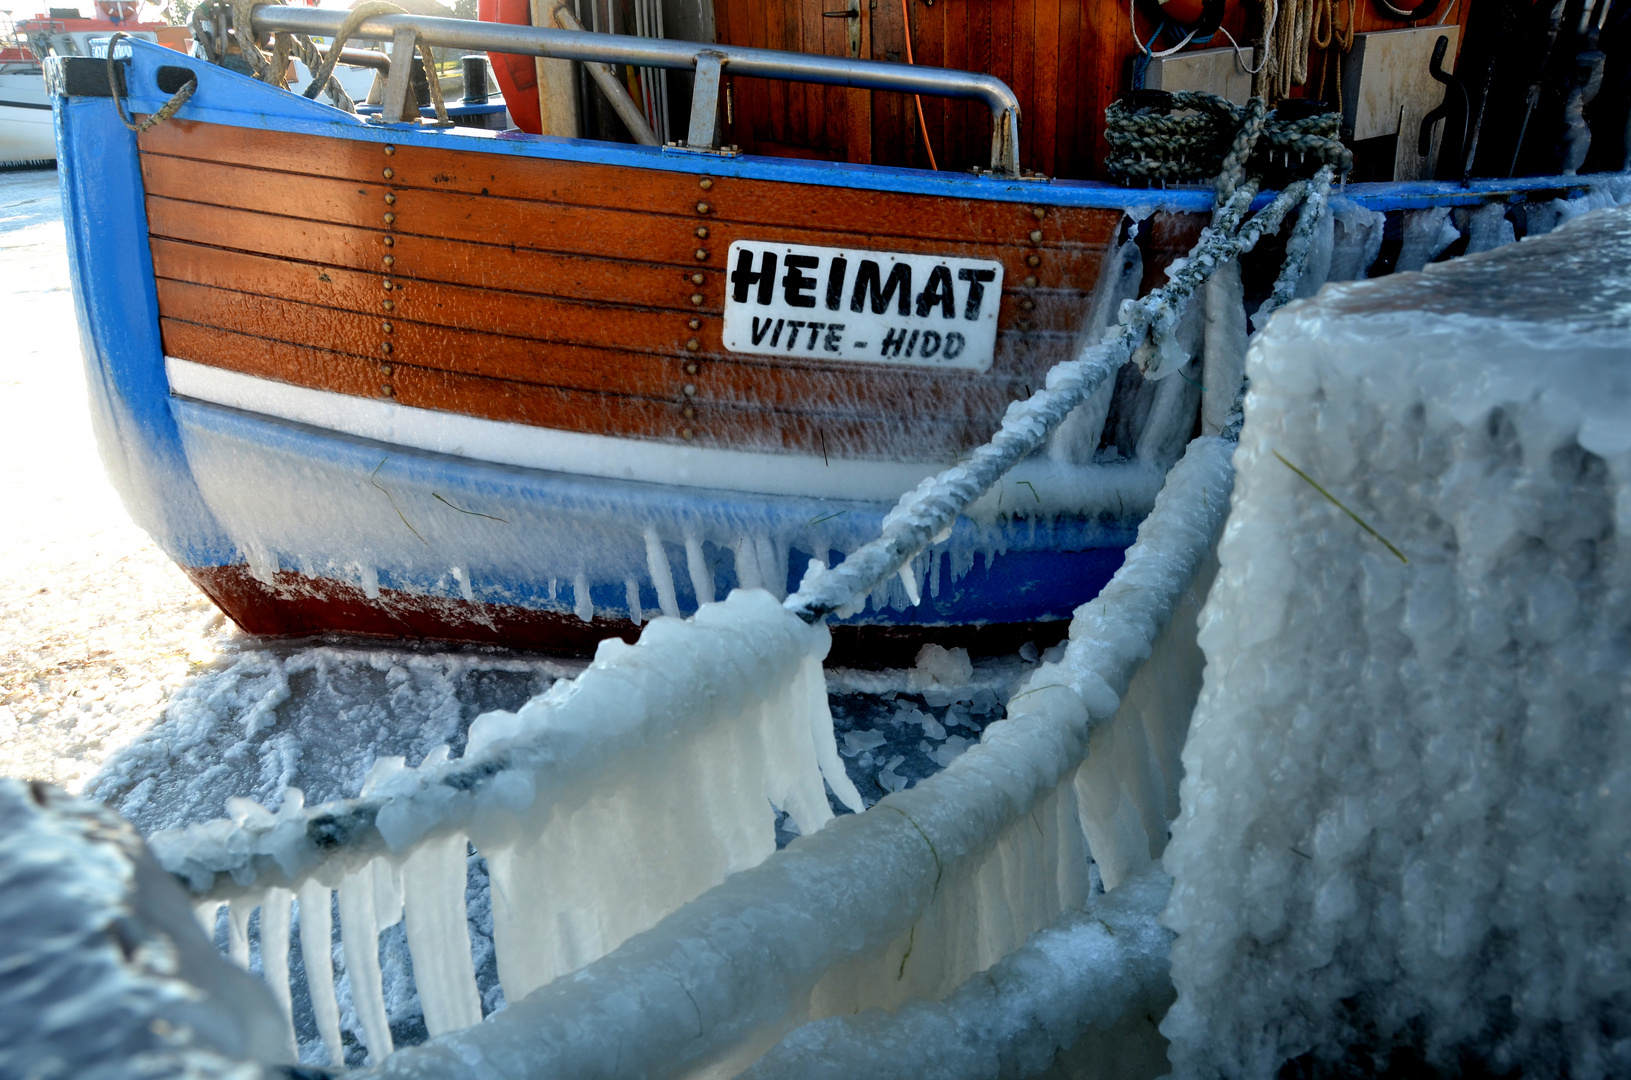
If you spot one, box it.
[686,50,725,150]
[379,25,421,124]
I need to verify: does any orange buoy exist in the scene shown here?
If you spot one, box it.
[479,0,542,133]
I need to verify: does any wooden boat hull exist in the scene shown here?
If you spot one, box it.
[51,41,1616,657]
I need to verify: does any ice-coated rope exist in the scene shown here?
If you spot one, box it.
[783,166,1333,623]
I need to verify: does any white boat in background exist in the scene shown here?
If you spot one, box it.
[1,1,183,165]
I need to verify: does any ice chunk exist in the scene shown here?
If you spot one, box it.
[841,729,887,757]
[910,644,973,688]
[1162,206,1631,1079]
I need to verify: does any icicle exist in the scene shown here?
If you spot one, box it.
[403,831,483,1036]
[360,563,381,600]
[684,532,715,608]
[227,895,255,969]
[1201,259,1248,438]
[897,562,922,606]
[260,887,299,1058]
[297,879,344,1067]
[339,862,396,1064]
[625,578,644,624]
[735,536,765,591]
[644,527,681,617]
[572,572,594,623]
[755,534,787,600]
[1395,207,1461,272]
[452,566,475,603]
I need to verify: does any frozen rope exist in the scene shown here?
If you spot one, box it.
[784,173,1325,623]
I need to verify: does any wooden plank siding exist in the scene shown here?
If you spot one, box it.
[139,120,1119,460]
[712,0,1475,180]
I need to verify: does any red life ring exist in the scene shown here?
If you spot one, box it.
[479,0,543,133]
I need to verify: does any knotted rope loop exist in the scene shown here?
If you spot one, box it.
[105,31,197,133]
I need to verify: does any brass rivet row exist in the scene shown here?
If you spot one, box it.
[695,226,709,239]
[682,405,696,419]
[695,248,709,260]
[383,255,395,267]
[685,338,699,351]
[381,363,394,375]
[1017,319,1033,332]
[382,342,393,354]
[381,384,395,396]
[382,321,394,333]
[682,383,696,397]
[1026,253,1040,267]
[680,427,695,439]
[696,201,711,214]
[383,167,394,179]
[687,317,701,330]
[1028,229,1042,243]
[383,279,395,291]
[690,272,705,285]
[383,298,395,311]
[1019,298,1036,312]
[684,360,699,375]
[699,177,714,190]
[1031,206,1046,220]
[383,235,395,248]
[690,292,704,306]
[1023,274,1037,288]
[385,192,397,205]
[384,212,396,224]
[383,144,396,156]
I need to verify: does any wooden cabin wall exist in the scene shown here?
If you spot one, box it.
[708,0,1474,180]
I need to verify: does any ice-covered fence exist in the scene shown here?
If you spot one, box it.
[149,590,861,1066]
[359,436,1233,1080]
[1162,205,1631,1078]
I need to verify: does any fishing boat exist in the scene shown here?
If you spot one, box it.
[43,0,1628,660]
[29,0,1631,1072]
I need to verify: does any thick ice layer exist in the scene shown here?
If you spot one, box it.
[360,438,1233,1080]
[1163,205,1631,1078]
[146,590,855,1068]
[0,780,289,1079]
[740,865,1175,1080]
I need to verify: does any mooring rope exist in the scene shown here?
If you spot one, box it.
[784,91,1339,621]
[105,31,196,132]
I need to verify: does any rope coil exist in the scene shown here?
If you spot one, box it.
[1104,89,1350,188]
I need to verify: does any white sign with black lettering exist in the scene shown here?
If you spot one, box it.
[721,240,1004,373]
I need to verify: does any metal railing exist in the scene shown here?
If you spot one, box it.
[249,3,1023,174]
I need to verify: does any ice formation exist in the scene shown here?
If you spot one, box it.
[1162,205,1631,1078]
[146,590,857,1068]
[740,865,1175,1080]
[0,780,290,1078]
[360,437,1232,1080]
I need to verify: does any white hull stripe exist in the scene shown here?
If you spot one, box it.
[164,358,948,503]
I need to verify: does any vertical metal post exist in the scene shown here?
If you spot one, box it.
[686,50,724,149]
[380,25,420,122]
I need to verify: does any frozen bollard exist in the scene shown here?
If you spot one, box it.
[1162,206,1631,1079]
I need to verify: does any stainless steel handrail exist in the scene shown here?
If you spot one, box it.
[249,3,1022,174]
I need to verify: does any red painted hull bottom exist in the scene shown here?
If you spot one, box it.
[185,565,1068,668]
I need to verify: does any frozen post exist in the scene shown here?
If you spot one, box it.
[1163,207,1631,1077]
